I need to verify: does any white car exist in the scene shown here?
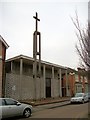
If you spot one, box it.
[0,98,33,119]
[70,93,88,104]
[86,93,90,101]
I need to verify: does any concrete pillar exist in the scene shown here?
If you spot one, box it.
[38,32,41,77]
[51,66,54,98]
[65,70,69,96]
[11,61,13,73]
[59,69,62,97]
[20,59,23,75]
[19,58,23,100]
[43,64,46,99]
[33,61,37,100]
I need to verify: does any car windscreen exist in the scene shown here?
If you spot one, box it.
[75,93,83,97]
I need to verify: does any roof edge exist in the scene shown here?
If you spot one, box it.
[0,35,9,49]
[6,54,34,62]
[6,54,68,70]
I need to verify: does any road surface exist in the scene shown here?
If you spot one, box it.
[30,103,88,118]
[3,102,89,119]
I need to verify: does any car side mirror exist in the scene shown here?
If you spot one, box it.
[17,102,21,106]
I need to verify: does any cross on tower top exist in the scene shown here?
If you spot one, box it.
[33,12,40,32]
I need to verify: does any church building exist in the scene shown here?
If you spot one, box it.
[5,55,88,100]
[1,13,88,101]
[5,54,70,100]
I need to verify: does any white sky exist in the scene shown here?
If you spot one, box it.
[0,0,88,70]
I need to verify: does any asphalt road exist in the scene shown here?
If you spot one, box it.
[3,102,89,119]
[30,102,88,118]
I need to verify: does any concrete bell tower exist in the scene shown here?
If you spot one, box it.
[33,12,41,100]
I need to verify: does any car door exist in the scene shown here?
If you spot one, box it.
[4,98,22,117]
[83,94,88,102]
[85,94,89,102]
[0,99,3,119]
[1,99,9,118]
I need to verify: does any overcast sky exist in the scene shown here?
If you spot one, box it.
[0,0,88,70]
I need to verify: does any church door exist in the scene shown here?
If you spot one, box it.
[46,78,51,98]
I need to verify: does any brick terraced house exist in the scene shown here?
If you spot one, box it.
[0,35,9,97]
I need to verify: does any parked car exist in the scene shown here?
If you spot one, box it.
[0,98,33,119]
[86,93,90,101]
[70,93,88,104]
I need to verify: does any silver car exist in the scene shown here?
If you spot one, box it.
[0,98,32,119]
[70,93,88,104]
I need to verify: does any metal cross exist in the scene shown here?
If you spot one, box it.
[33,12,40,32]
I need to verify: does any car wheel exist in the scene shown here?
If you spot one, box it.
[23,108,31,118]
[82,99,84,104]
[70,102,72,104]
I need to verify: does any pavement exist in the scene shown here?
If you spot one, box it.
[21,97,71,106]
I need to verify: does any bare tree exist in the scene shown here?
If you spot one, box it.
[71,12,90,70]
[71,12,90,117]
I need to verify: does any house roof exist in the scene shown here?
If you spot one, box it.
[0,35,9,49]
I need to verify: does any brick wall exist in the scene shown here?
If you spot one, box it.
[5,69,62,100]
[5,73,34,100]
[5,73,47,100]
[0,41,6,97]
[68,73,75,96]
[0,61,2,97]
